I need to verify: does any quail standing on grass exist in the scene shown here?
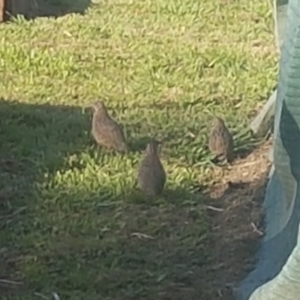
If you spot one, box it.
[208,116,234,163]
[90,101,129,152]
[137,139,166,196]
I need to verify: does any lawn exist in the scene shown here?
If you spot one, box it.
[0,0,277,299]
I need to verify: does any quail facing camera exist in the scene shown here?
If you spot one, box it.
[208,117,234,163]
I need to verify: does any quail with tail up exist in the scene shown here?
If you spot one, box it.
[137,139,166,196]
[90,101,129,152]
[208,116,234,163]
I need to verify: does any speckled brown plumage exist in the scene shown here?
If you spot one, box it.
[208,117,234,163]
[137,139,166,196]
[91,101,129,152]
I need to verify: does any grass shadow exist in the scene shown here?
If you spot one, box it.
[0,98,211,300]
[0,98,270,300]
[0,98,92,211]
[1,184,210,299]
[128,135,151,152]
[0,98,99,298]
[5,0,91,20]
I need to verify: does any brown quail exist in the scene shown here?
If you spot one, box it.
[90,101,129,152]
[137,139,166,196]
[208,117,234,163]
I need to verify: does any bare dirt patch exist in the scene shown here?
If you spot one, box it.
[200,140,271,299]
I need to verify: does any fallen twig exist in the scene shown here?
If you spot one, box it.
[204,205,224,212]
[34,292,49,300]
[34,291,60,300]
[52,292,60,300]
[251,222,264,236]
[0,279,23,285]
[0,206,27,220]
[130,232,155,239]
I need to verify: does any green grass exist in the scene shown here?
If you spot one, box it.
[0,0,277,299]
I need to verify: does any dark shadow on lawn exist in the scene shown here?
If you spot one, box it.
[0,98,97,298]
[10,191,210,300]
[0,98,209,300]
[0,98,92,213]
[0,102,209,299]
[0,98,268,300]
[4,0,91,21]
